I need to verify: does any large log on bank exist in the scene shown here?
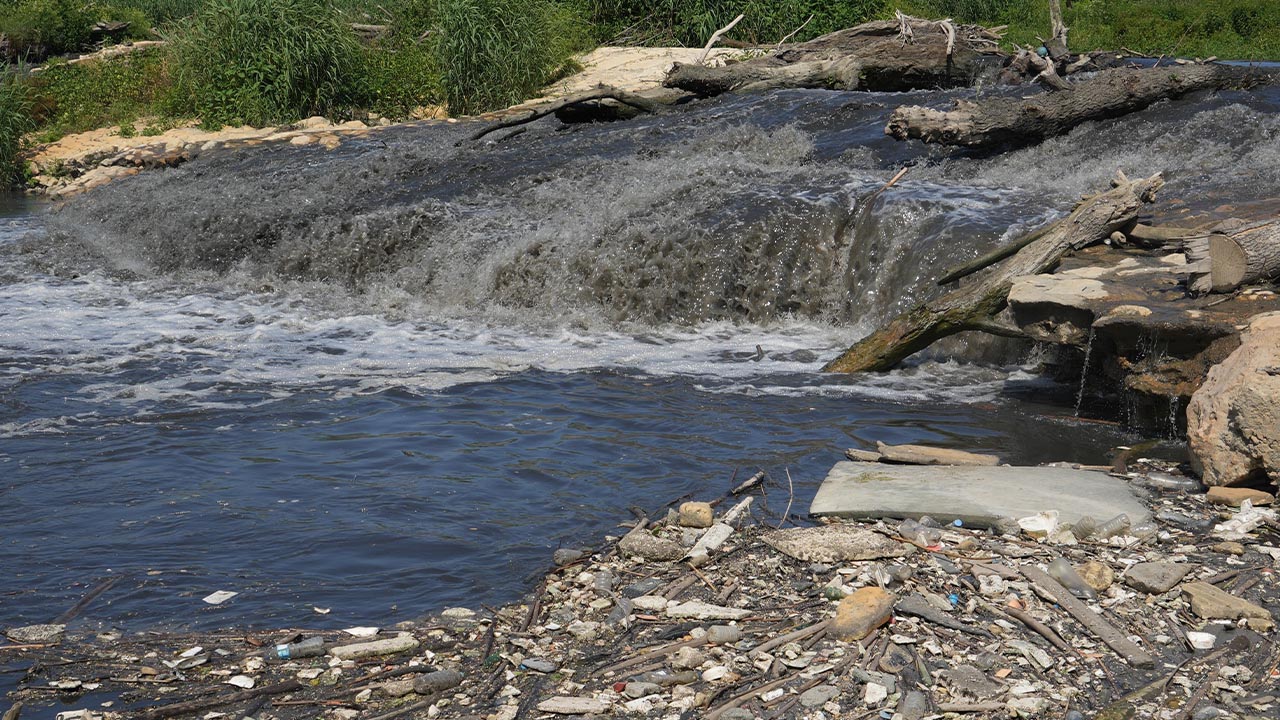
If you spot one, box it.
[664,18,1005,97]
[885,64,1267,148]
[822,172,1164,373]
[1185,219,1280,294]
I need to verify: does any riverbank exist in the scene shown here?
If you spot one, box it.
[4,458,1278,719]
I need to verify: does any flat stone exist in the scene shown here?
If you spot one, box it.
[5,624,65,644]
[618,529,686,562]
[552,548,586,566]
[624,681,662,698]
[1211,541,1246,556]
[810,462,1151,528]
[762,524,914,563]
[1207,487,1275,507]
[899,690,931,720]
[1182,581,1275,630]
[678,502,714,528]
[941,665,1002,700]
[832,587,894,641]
[800,684,840,707]
[1124,562,1193,594]
[665,601,751,621]
[864,681,888,705]
[537,696,609,715]
[875,442,999,466]
[631,595,669,612]
[622,577,663,597]
[521,658,559,673]
[1078,561,1115,592]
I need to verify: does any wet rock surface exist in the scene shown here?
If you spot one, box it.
[4,461,1280,720]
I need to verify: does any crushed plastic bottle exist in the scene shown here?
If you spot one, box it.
[1092,513,1131,540]
[1047,558,1097,600]
[898,518,942,546]
[1070,515,1098,540]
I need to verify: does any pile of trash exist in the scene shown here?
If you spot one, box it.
[3,458,1278,720]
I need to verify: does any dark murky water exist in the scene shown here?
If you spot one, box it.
[3,81,1280,643]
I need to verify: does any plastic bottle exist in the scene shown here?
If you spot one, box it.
[899,518,942,546]
[1092,513,1131,540]
[1070,515,1098,540]
[264,636,325,662]
[1047,558,1097,599]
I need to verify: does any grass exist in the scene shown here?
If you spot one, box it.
[0,70,35,185]
[573,0,884,46]
[166,0,364,128]
[27,47,171,141]
[434,0,591,115]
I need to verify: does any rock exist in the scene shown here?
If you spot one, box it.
[800,684,840,707]
[5,623,66,644]
[832,587,895,641]
[624,682,662,698]
[878,642,914,674]
[521,658,559,673]
[1009,696,1050,714]
[412,669,464,695]
[811,462,1151,528]
[666,601,751,621]
[1186,631,1216,650]
[380,679,416,697]
[1211,541,1246,556]
[1078,561,1115,592]
[328,632,419,660]
[670,646,706,670]
[566,620,600,639]
[864,681,889,705]
[721,710,755,720]
[678,502,714,528]
[875,442,1000,466]
[1187,312,1280,487]
[706,625,742,644]
[899,690,930,720]
[553,548,586,566]
[441,607,476,620]
[762,524,914,563]
[1124,562,1193,594]
[537,696,609,715]
[1206,486,1276,507]
[622,578,663,597]
[941,665,1002,700]
[1182,581,1275,630]
[618,528,686,561]
[632,595,668,612]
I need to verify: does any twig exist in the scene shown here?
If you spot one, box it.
[53,576,119,624]
[594,636,707,677]
[775,468,795,530]
[938,702,1005,712]
[362,698,434,720]
[999,605,1073,652]
[731,470,766,495]
[698,14,745,65]
[774,14,814,50]
[750,620,830,657]
[134,680,303,720]
[1021,566,1154,668]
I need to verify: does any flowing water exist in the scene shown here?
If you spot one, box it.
[4,80,1280,644]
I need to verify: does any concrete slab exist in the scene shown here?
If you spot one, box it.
[810,461,1150,528]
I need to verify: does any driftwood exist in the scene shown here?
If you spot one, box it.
[823,171,1163,373]
[886,64,1268,148]
[664,18,1005,97]
[1021,566,1154,668]
[466,88,669,142]
[1185,218,1280,294]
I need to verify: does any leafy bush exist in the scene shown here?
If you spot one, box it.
[106,0,205,27]
[0,0,99,58]
[167,0,364,127]
[572,0,885,46]
[434,0,591,115]
[27,47,172,141]
[0,71,35,186]
[96,4,155,41]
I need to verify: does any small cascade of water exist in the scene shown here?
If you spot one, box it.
[1074,328,1095,416]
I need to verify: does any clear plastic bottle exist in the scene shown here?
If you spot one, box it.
[899,518,942,546]
[1070,515,1098,540]
[1047,558,1097,599]
[1092,513,1131,539]
[264,636,325,662]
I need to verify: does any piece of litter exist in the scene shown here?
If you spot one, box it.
[179,646,204,658]
[313,606,331,614]
[226,675,255,689]
[343,626,379,637]
[202,591,238,605]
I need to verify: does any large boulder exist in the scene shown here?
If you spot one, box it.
[1187,312,1280,487]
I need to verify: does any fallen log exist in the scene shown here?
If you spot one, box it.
[465,87,669,142]
[1184,218,1280,294]
[664,17,1005,97]
[822,171,1163,373]
[886,64,1270,148]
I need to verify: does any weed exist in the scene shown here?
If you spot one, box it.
[27,47,173,141]
[0,70,35,187]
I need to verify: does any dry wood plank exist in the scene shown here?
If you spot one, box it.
[1021,566,1154,668]
[1185,219,1280,294]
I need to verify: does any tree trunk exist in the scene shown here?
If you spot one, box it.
[664,18,1005,97]
[822,172,1164,373]
[885,64,1269,148]
[1185,219,1280,294]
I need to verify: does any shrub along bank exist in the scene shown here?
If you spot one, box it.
[0,0,1278,187]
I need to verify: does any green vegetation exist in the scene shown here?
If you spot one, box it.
[0,0,98,58]
[27,47,170,141]
[574,0,883,46]
[167,0,363,128]
[435,0,589,115]
[0,70,35,185]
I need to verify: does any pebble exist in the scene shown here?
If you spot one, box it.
[552,548,586,566]
[1206,487,1275,507]
[411,669,463,695]
[618,529,686,561]
[1008,696,1049,714]
[624,681,662,698]
[622,578,663,598]
[1078,560,1115,592]
[832,587,895,641]
[800,684,840,707]
[1211,541,1246,555]
[631,595,669,612]
[670,646,706,670]
[520,658,559,673]
[864,682,888,705]
[942,665,1002,700]
[899,690,930,720]
[678,501,714,528]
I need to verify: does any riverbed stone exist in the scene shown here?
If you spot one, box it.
[800,684,840,707]
[941,665,1002,700]
[810,461,1151,528]
[678,502,714,528]
[1182,581,1275,630]
[5,624,65,644]
[1078,561,1115,592]
[618,528,685,561]
[832,587,894,641]
[1187,312,1280,487]
[1124,562,1193,594]
[762,524,914,563]
[537,696,609,714]
[1211,541,1246,556]
[552,548,586,566]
